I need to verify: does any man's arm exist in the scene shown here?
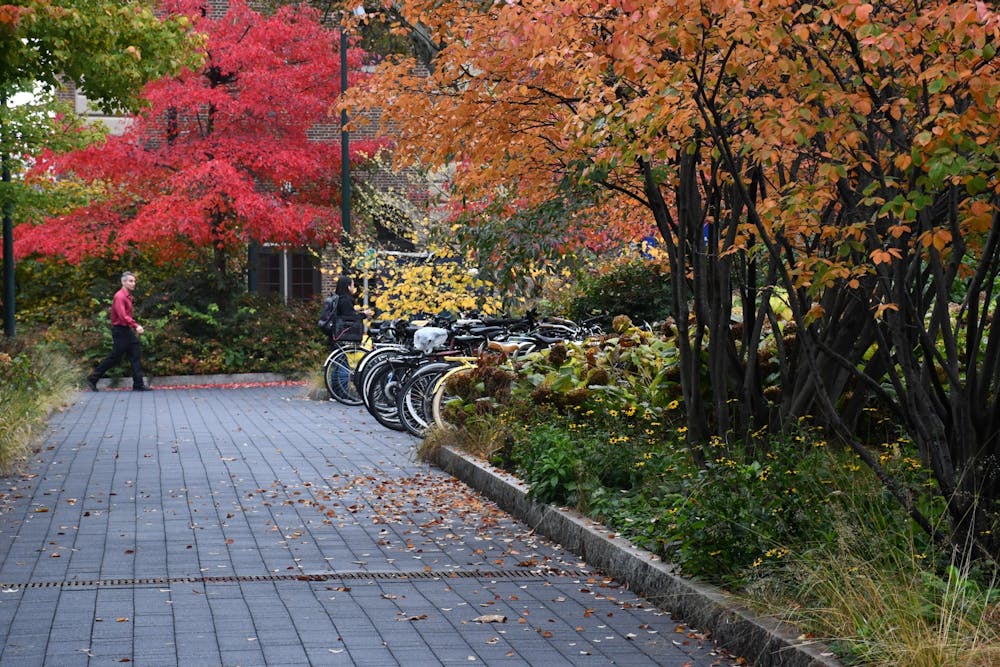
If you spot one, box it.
[110,290,140,330]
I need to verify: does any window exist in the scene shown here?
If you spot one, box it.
[252,246,319,301]
[255,250,282,297]
[289,252,320,300]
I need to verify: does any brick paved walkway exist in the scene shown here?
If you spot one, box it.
[0,384,737,666]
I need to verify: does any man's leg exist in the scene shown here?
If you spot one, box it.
[88,329,130,389]
[127,333,146,389]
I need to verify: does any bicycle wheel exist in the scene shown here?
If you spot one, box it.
[431,365,473,429]
[323,342,369,405]
[361,361,406,431]
[359,356,389,412]
[398,362,453,437]
[354,345,408,398]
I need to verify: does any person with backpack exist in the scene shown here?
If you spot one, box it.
[318,275,368,342]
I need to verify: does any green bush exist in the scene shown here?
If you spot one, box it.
[512,422,587,506]
[566,259,672,326]
[435,319,948,593]
[14,257,326,379]
[664,434,864,584]
[142,294,325,377]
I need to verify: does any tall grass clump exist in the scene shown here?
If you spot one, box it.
[781,522,1000,667]
[0,340,80,475]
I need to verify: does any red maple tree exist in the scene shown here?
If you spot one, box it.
[16,0,382,275]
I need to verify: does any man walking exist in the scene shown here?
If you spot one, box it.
[87,271,152,391]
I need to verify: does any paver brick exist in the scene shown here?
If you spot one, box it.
[0,384,739,666]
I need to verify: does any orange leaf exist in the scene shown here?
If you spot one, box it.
[870,249,893,265]
[873,303,899,319]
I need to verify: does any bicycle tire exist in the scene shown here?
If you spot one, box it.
[361,361,406,431]
[431,365,474,430]
[354,345,408,398]
[398,362,453,437]
[323,342,369,405]
[359,354,392,412]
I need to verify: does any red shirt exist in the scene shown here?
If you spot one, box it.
[109,287,138,329]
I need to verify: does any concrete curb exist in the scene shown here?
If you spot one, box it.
[431,444,843,667]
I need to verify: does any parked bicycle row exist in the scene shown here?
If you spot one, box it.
[320,311,603,437]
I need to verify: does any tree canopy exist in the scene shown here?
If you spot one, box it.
[15,0,383,276]
[346,0,1000,559]
[1,0,201,336]
[0,0,199,111]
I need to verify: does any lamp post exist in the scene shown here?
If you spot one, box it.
[2,152,11,338]
[1,91,14,338]
[340,6,365,273]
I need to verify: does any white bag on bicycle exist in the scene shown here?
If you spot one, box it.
[413,327,448,353]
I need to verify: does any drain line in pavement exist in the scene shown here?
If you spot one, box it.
[1,567,593,591]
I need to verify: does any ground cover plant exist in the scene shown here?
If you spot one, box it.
[426,316,1000,666]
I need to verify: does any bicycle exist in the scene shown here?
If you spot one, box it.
[363,321,492,434]
[323,340,369,405]
[428,315,604,430]
[396,359,457,436]
[322,322,372,405]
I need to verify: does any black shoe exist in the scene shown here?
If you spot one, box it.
[86,377,99,392]
[133,385,153,392]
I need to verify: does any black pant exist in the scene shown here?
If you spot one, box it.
[90,326,144,388]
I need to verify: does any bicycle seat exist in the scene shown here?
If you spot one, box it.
[468,325,505,338]
[533,332,566,346]
[487,340,521,355]
[413,327,449,353]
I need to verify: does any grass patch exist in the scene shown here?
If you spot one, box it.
[778,531,1000,666]
[0,341,80,475]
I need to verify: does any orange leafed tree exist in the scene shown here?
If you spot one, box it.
[347,0,657,281]
[350,0,1000,559]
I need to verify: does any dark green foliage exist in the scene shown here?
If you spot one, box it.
[445,194,599,298]
[144,294,325,377]
[13,257,325,379]
[439,326,948,590]
[567,260,672,327]
[0,344,46,395]
[512,423,585,506]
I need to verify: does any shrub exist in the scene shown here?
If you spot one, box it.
[664,433,863,584]
[511,422,588,506]
[566,259,672,327]
[144,294,325,377]
[14,257,326,379]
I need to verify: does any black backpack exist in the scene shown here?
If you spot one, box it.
[317,294,339,334]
